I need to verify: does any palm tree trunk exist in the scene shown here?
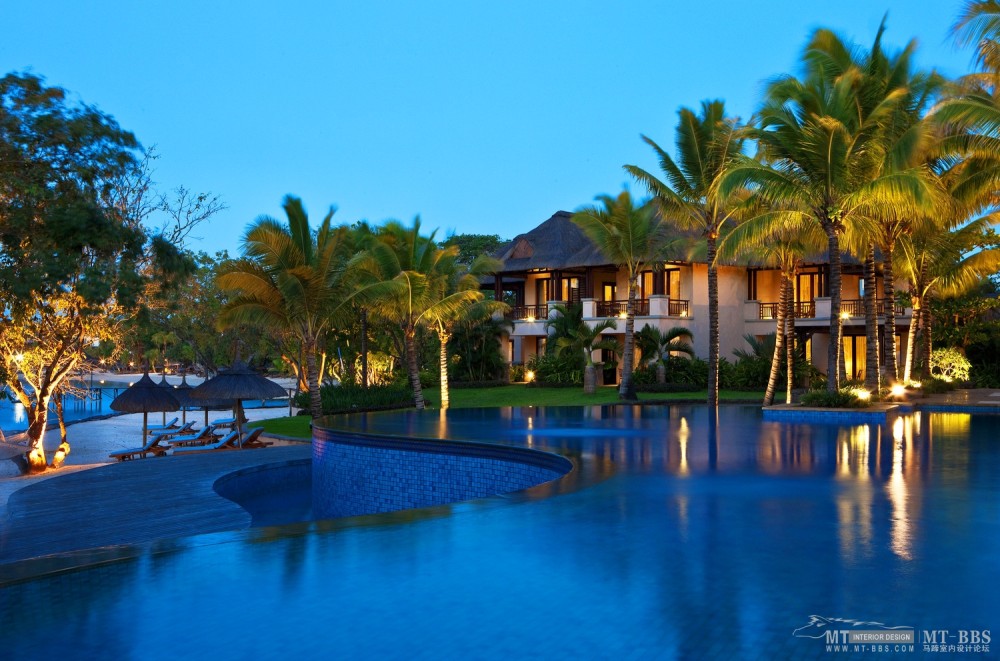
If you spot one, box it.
[763,272,788,406]
[584,364,597,394]
[785,270,796,404]
[826,225,843,393]
[305,337,322,418]
[656,361,665,384]
[863,245,880,391]
[619,280,638,401]
[904,293,920,383]
[405,326,426,409]
[360,308,369,389]
[882,240,898,383]
[438,328,451,410]
[707,234,720,406]
[921,294,933,380]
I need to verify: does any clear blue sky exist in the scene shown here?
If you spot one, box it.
[2,1,974,255]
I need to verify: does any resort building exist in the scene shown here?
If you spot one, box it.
[489,211,913,383]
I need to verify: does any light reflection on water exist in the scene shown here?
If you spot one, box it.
[1,405,997,660]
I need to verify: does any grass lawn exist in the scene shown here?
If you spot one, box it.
[251,385,766,439]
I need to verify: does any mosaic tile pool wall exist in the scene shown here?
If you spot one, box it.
[312,427,571,519]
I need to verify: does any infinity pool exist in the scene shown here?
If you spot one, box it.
[1,405,997,659]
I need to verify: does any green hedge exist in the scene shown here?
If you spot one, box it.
[295,382,414,414]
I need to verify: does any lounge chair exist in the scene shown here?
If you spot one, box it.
[150,421,196,441]
[239,427,272,449]
[211,417,237,429]
[166,425,218,447]
[109,436,170,461]
[172,430,241,454]
[146,417,180,434]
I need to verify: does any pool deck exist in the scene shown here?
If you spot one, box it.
[0,445,309,583]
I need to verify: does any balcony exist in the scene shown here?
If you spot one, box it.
[596,299,650,317]
[755,298,906,321]
[759,301,816,320]
[505,304,548,322]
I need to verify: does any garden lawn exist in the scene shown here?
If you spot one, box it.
[251,385,766,439]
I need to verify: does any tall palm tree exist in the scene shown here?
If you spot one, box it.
[719,213,824,404]
[352,218,484,410]
[635,324,695,384]
[722,24,935,392]
[572,191,673,401]
[625,100,745,407]
[217,196,351,418]
[555,318,619,394]
[953,0,1000,84]
[422,253,503,409]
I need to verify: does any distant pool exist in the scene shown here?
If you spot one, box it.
[0,386,290,433]
[1,405,997,659]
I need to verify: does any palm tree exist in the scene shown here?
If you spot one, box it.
[572,191,673,401]
[352,218,486,410]
[722,24,936,392]
[625,100,745,407]
[421,253,503,409]
[953,0,1000,83]
[719,213,824,404]
[217,196,351,418]
[635,324,694,384]
[555,318,619,394]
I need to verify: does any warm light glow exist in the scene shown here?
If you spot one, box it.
[129,361,135,368]
[128,382,134,387]
[890,384,906,398]
[618,311,627,319]
[909,381,922,389]
[852,388,871,401]
[680,310,688,317]
[840,311,850,320]
[677,416,690,476]
[525,370,535,383]
[525,315,536,323]
[13,352,24,363]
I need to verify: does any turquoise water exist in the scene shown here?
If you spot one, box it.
[1,405,997,659]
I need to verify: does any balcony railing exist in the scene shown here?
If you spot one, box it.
[668,299,690,317]
[759,301,816,320]
[506,304,548,321]
[596,299,650,317]
[840,299,906,317]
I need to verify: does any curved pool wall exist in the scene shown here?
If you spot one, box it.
[311,424,572,519]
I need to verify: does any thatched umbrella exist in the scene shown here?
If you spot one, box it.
[174,375,232,426]
[157,374,173,425]
[189,360,286,447]
[110,372,181,440]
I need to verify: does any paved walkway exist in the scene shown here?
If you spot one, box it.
[0,444,310,582]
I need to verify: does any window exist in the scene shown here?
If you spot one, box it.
[603,283,616,301]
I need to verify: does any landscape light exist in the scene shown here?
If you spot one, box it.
[525,370,535,383]
[526,315,536,323]
[852,388,871,401]
[890,384,906,398]
[840,311,850,320]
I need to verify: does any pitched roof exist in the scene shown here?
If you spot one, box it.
[493,211,609,272]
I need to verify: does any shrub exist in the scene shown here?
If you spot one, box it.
[631,364,658,385]
[295,382,414,414]
[528,353,583,386]
[509,363,527,383]
[929,347,971,383]
[800,388,866,408]
[920,377,959,394]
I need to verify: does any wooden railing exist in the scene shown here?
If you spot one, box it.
[840,299,906,317]
[668,299,690,317]
[506,304,548,321]
[759,301,816,320]
[596,299,650,317]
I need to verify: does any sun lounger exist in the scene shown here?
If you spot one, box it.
[166,425,219,447]
[150,421,196,441]
[172,430,241,454]
[239,427,272,449]
[211,417,237,429]
[109,436,170,461]
[145,417,180,434]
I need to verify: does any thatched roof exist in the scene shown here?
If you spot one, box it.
[110,373,181,413]
[190,360,287,402]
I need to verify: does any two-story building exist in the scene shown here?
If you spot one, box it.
[489,211,912,383]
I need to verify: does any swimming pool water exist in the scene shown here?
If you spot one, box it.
[1,405,997,659]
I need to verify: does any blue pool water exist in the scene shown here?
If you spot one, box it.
[1,405,997,659]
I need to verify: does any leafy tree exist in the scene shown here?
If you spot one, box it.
[625,100,745,406]
[450,310,513,382]
[573,191,676,401]
[442,233,508,264]
[217,196,353,418]
[0,72,194,470]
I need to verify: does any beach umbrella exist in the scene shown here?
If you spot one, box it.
[174,375,232,425]
[189,360,286,447]
[157,374,173,424]
[110,372,181,440]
